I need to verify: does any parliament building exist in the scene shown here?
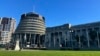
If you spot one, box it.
[10,12,100,50]
[45,22,100,50]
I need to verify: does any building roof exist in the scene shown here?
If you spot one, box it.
[71,21,100,29]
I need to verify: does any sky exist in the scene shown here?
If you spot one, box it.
[0,0,100,27]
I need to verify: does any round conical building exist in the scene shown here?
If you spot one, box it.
[14,12,45,49]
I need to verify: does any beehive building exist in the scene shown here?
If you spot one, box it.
[13,12,45,49]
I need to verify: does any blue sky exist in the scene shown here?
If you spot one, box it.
[0,0,100,27]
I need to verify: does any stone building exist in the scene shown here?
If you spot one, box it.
[45,22,100,50]
[45,24,71,49]
[13,12,45,49]
[9,12,100,50]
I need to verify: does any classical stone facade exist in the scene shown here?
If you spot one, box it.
[46,22,100,50]
[45,24,71,49]
[13,12,45,49]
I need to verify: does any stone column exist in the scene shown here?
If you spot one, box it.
[70,31,72,48]
[79,30,82,48]
[31,34,33,47]
[55,33,57,48]
[97,31,99,48]
[58,32,60,48]
[50,33,54,48]
[86,29,90,48]
[38,35,40,47]
[43,35,45,47]
[49,34,51,48]
[54,33,55,48]
[66,31,70,48]
[33,34,36,48]
[75,30,80,48]
[78,34,81,48]
[19,34,21,48]
[73,30,77,48]
[55,32,59,48]
[71,30,73,49]
[98,27,100,48]
[63,32,66,47]
[30,33,32,47]
[43,35,46,47]
[24,33,26,47]
[34,34,35,45]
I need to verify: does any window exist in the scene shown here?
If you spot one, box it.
[27,14,39,17]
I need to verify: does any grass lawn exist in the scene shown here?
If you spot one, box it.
[0,50,100,56]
